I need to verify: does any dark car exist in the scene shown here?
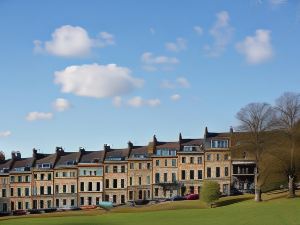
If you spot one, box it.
[28,209,42,214]
[13,210,27,216]
[0,212,10,217]
[171,195,186,201]
[185,193,199,200]
[230,188,243,196]
[134,199,150,205]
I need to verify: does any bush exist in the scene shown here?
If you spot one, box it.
[200,181,220,207]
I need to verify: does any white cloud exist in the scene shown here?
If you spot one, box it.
[54,63,144,98]
[269,0,287,6]
[34,25,115,57]
[95,32,115,47]
[141,52,179,71]
[236,29,273,64]
[26,112,53,121]
[0,131,11,138]
[127,96,144,107]
[176,77,190,88]
[171,94,181,101]
[127,96,161,108]
[194,26,204,36]
[147,99,161,107]
[112,96,122,107]
[141,52,179,64]
[204,11,234,57]
[165,38,187,52]
[161,80,176,89]
[150,28,156,35]
[161,77,190,89]
[53,98,71,112]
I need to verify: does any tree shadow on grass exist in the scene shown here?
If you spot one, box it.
[263,190,300,202]
[216,196,253,207]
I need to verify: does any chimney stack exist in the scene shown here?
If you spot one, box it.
[0,151,5,162]
[153,135,157,146]
[127,141,133,150]
[179,132,182,142]
[79,147,85,153]
[55,147,64,155]
[104,144,110,151]
[204,127,208,139]
[12,151,21,160]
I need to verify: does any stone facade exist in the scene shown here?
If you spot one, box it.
[32,170,54,209]
[9,172,32,210]
[0,175,10,212]
[77,150,104,207]
[103,147,129,205]
[0,157,12,213]
[204,129,232,195]
[53,168,78,208]
[127,161,152,201]
[78,166,103,206]
[0,127,253,213]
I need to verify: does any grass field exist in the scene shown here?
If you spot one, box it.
[1,191,299,225]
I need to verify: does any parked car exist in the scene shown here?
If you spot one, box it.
[44,208,57,213]
[185,193,199,200]
[28,209,42,214]
[170,195,186,201]
[230,188,243,196]
[12,210,27,216]
[70,207,81,211]
[0,212,10,217]
[134,199,150,205]
[98,201,114,210]
[80,205,97,210]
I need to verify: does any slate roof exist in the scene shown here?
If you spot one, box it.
[205,132,231,139]
[129,146,149,158]
[54,152,79,168]
[156,141,180,150]
[35,153,56,165]
[0,159,13,171]
[181,138,204,146]
[105,148,129,161]
[80,150,104,163]
[11,157,34,171]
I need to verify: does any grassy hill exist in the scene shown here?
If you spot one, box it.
[1,191,299,225]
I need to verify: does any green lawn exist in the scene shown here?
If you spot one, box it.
[1,192,299,225]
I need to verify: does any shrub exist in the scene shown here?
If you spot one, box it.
[200,181,220,207]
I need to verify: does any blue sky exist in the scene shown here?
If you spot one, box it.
[0,0,300,157]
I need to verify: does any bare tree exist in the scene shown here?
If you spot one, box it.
[274,92,300,198]
[236,102,276,202]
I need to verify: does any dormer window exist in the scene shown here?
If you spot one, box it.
[211,140,228,148]
[133,154,146,159]
[66,160,76,165]
[183,146,196,152]
[37,163,51,169]
[156,149,176,156]
[106,157,123,161]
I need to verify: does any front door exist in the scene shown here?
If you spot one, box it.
[190,186,194,194]
[181,186,186,196]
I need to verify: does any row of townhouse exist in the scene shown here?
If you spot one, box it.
[0,127,256,212]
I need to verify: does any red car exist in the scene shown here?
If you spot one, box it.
[13,210,27,216]
[185,193,199,200]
